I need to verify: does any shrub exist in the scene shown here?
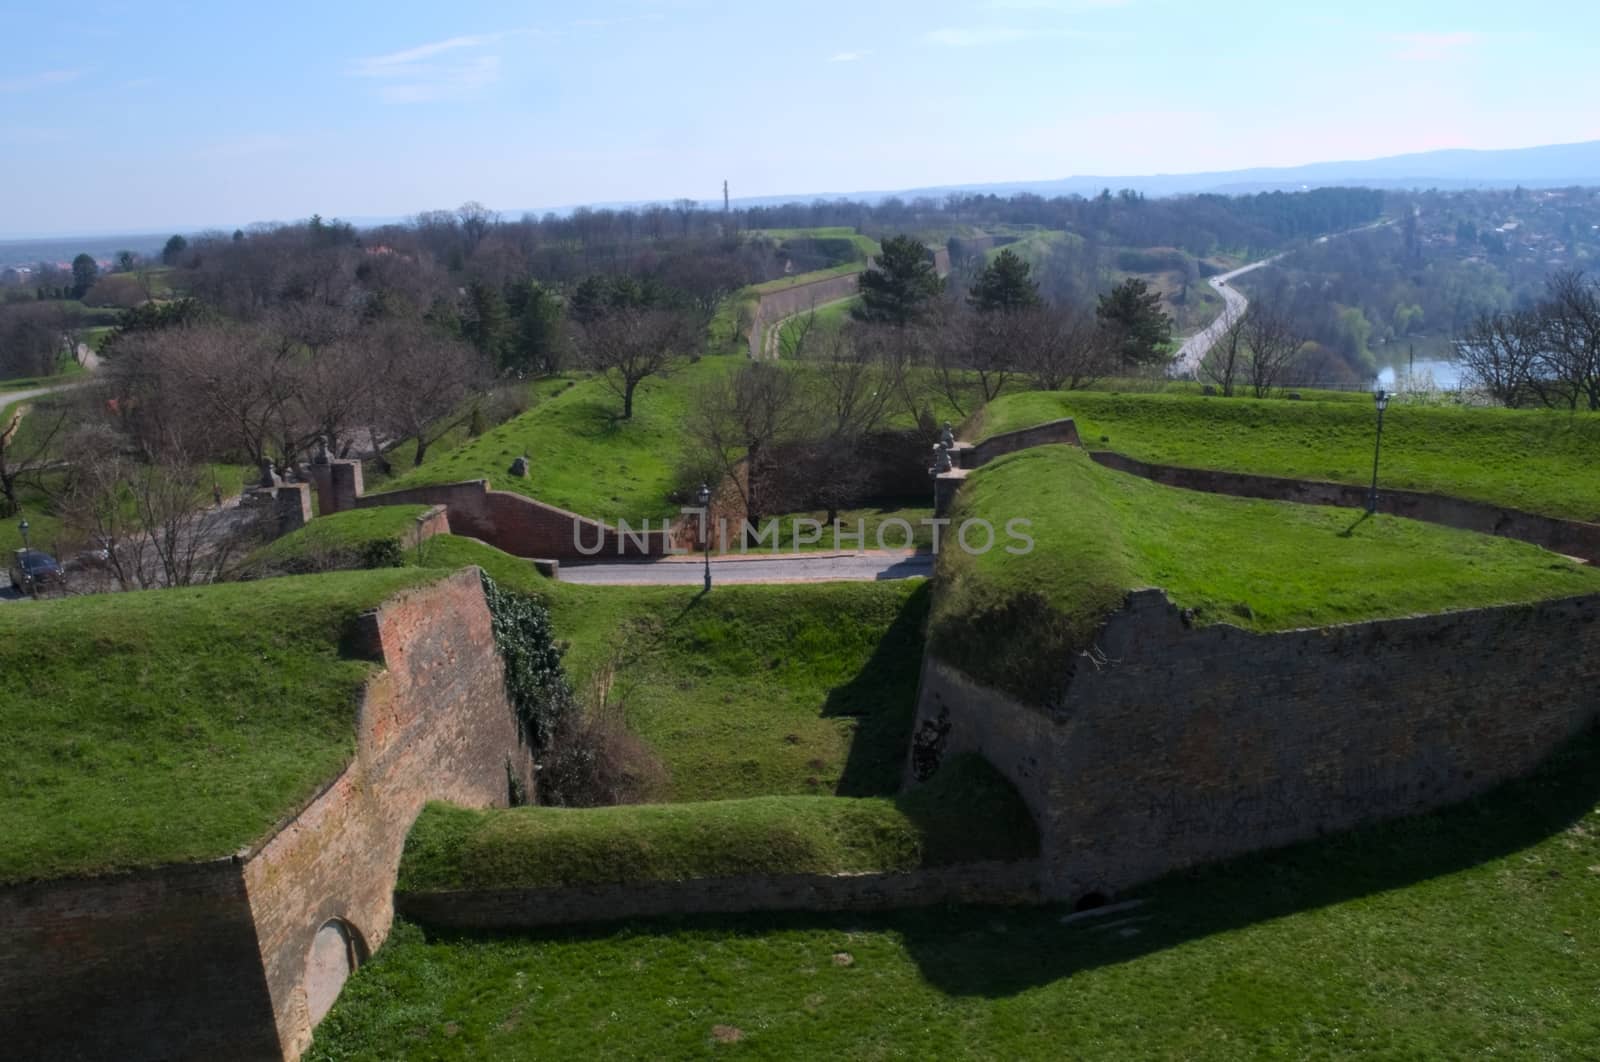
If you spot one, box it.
[479,571,575,749]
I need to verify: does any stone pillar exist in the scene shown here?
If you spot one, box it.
[329,460,365,513]
[274,483,312,535]
[933,469,968,518]
[307,463,335,516]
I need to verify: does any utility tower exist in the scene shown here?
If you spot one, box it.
[723,179,730,213]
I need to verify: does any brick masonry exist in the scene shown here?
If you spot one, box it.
[0,569,529,1061]
[954,418,1083,469]
[911,589,1600,903]
[748,271,865,359]
[396,859,1042,930]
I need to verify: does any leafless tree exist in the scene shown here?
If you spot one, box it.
[932,305,1020,417]
[365,320,481,466]
[573,306,698,419]
[1199,306,1248,397]
[1022,303,1112,392]
[1538,271,1600,411]
[1241,299,1305,399]
[0,394,70,516]
[778,304,821,360]
[1454,309,1544,407]
[687,362,810,534]
[798,329,902,520]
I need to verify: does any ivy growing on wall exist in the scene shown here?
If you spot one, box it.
[479,571,576,749]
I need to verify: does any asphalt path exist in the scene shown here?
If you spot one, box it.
[559,550,933,585]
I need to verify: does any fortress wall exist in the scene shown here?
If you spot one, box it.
[1088,451,1600,562]
[748,271,864,359]
[911,589,1600,903]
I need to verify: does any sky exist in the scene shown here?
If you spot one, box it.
[2,0,1599,237]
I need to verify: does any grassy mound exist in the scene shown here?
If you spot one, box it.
[376,357,740,523]
[972,390,1600,521]
[310,727,1600,1060]
[398,755,1035,892]
[932,445,1600,704]
[0,568,440,883]
[236,505,433,576]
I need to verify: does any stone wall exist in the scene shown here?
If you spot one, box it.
[0,569,528,1061]
[354,477,672,560]
[954,418,1082,468]
[748,270,865,359]
[396,859,1042,930]
[1089,450,1600,562]
[911,590,1600,903]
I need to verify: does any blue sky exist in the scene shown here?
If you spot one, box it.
[2,0,1598,236]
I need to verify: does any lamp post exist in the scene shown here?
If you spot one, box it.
[696,482,712,592]
[1367,388,1390,514]
[17,518,29,551]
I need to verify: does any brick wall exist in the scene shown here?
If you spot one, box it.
[396,859,1042,930]
[0,569,529,1061]
[355,478,672,560]
[911,590,1600,903]
[956,418,1082,468]
[748,271,864,359]
[1088,450,1600,562]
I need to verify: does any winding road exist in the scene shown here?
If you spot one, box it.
[1170,219,1392,378]
[560,550,933,585]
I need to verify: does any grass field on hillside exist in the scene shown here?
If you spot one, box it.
[378,358,741,522]
[932,445,1600,704]
[311,726,1600,1060]
[973,390,1600,521]
[775,294,858,356]
[236,505,433,576]
[400,755,1033,892]
[0,568,438,883]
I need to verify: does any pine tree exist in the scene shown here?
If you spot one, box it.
[855,235,942,326]
[968,249,1041,314]
[1096,277,1173,369]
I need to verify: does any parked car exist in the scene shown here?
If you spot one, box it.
[8,549,64,596]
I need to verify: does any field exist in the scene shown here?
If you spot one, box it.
[0,568,439,883]
[931,445,1600,703]
[311,725,1600,1060]
[972,389,1600,521]
[377,357,741,522]
[775,295,858,357]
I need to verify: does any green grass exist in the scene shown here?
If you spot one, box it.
[542,579,931,802]
[256,531,931,801]
[931,445,1600,704]
[775,295,858,357]
[750,261,867,295]
[236,505,433,576]
[748,227,881,260]
[309,724,1600,1059]
[398,755,1034,892]
[0,568,441,883]
[973,390,1600,521]
[377,359,741,522]
[767,503,936,552]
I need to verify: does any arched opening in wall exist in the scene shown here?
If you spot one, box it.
[305,918,366,1026]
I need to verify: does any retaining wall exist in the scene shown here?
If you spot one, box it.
[0,569,529,1061]
[954,418,1082,468]
[396,859,1042,930]
[748,271,865,359]
[1088,450,1600,562]
[911,589,1600,903]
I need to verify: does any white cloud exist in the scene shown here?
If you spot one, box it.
[348,34,508,103]
[0,69,84,93]
[923,27,1030,47]
[828,50,869,63]
[1383,31,1482,62]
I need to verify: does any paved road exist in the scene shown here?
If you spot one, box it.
[1170,219,1392,378]
[560,550,933,585]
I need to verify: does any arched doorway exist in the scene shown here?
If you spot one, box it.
[305,918,365,1025]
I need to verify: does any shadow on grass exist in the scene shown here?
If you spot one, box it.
[411,724,1600,1001]
[1338,510,1373,537]
[822,580,931,797]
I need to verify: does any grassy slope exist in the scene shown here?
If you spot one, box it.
[399,755,1034,891]
[399,535,930,800]
[932,446,1600,703]
[377,358,740,523]
[237,505,431,574]
[310,725,1600,1059]
[974,390,1600,521]
[0,568,439,883]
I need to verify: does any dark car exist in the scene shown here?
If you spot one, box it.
[7,549,64,596]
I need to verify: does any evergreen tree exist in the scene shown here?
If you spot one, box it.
[855,235,942,326]
[463,281,510,362]
[1096,277,1173,369]
[508,281,564,375]
[70,254,98,299]
[968,249,1041,314]
[161,234,188,265]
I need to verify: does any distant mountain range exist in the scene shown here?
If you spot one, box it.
[692,139,1600,209]
[9,140,1600,247]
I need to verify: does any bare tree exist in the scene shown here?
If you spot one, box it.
[1241,300,1305,399]
[798,329,902,521]
[1199,306,1248,397]
[778,304,821,360]
[366,319,481,467]
[0,395,70,516]
[687,362,810,535]
[574,307,697,419]
[1023,303,1112,392]
[1454,309,1543,407]
[1538,271,1600,411]
[932,305,1019,417]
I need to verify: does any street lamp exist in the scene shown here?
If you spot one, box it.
[696,482,712,592]
[17,518,28,551]
[1367,388,1390,514]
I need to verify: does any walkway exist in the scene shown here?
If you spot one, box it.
[559,550,933,585]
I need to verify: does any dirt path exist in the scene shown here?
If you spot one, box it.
[560,549,932,584]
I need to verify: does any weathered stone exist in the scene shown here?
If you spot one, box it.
[508,455,530,478]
